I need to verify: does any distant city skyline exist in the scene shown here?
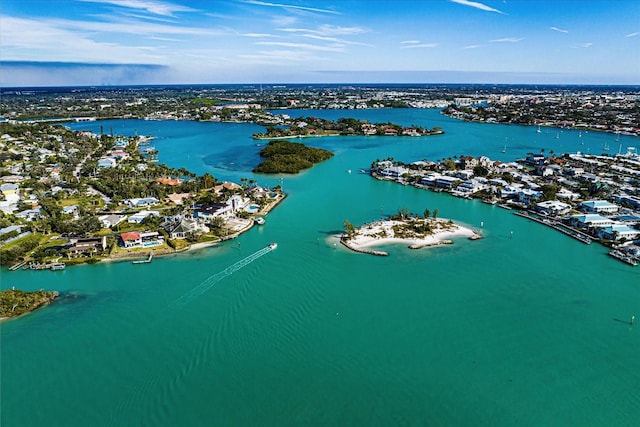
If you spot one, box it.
[1,0,639,86]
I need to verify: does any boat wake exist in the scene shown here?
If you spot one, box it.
[173,244,276,308]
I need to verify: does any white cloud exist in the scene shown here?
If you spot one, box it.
[450,0,504,14]
[278,25,368,36]
[625,32,638,37]
[243,33,280,38]
[401,43,439,49]
[550,26,569,33]
[300,34,373,47]
[580,42,593,48]
[77,0,197,17]
[46,17,220,37]
[401,40,421,44]
[0,17,164,63]
[464,45,484,49]
[242,0,340,15]
[254,41,347,52]
[490,37,523,42]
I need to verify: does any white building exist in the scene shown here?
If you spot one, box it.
[535,200,572,216]
[581,200,619,214]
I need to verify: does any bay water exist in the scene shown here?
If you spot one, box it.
[1,109,638,426]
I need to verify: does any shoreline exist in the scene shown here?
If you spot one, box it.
[341,218,481,256]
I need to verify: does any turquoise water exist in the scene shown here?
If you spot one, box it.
[2,110,639,426]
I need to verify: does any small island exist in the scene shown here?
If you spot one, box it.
[253,116,443,140]
[253,140,334,174]
[0,289,59,320]
[341,208,482,256]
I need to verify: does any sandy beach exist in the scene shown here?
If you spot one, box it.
[342,218,480,254]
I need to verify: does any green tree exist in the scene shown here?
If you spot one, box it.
[343,220,356,239]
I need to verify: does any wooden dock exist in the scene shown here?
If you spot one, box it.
[513,211,593,244]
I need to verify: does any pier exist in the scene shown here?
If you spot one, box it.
[513,211,593,244]
[608,250,639,266]
[340,239,388,256]
[132,251,153,264]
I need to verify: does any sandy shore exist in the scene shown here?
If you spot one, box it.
[343,218,480,253]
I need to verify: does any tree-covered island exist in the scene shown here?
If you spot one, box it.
[253,140,334,174]
[252,116,443,140]
[0,289,59,319]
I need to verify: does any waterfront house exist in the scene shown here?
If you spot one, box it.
[568,214,616,229]
[120,231,162,249]
[597,224,640,242]
[402,127,421,136]
[381,166,408,178]
[163,217,209,239]
[420,173,442,187]
[436,176,460,190]
[457,179,487,194]
[535,200,572,216]
[362,123,377,136]
[581,200,619,214]
[67,236,108,257]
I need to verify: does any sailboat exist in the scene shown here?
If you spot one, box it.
[603,142,610,151]
[502,137,507,153]
[555,131,560,139]
[536,125,541,133]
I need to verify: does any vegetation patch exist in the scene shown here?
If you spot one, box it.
[253,140,334,174]
[0,289,59,318]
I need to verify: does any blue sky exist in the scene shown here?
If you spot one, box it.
[1,0,638,86]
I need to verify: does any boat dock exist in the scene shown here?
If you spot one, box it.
[26,262,66,271]
[132,251,153,264]
[608,250,639,266]
[513,211,592,244]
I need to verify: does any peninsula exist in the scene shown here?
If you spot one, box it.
[0,289,59,320]
[341,209,481,256]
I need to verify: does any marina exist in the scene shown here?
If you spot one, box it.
[513,211,593,245]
